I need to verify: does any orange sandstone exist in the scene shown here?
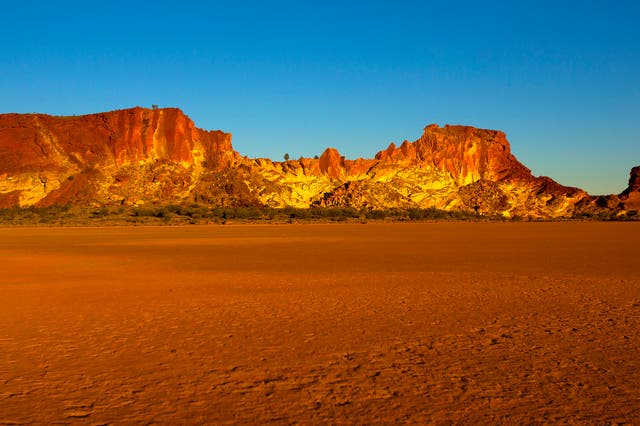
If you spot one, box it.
[0,107,635,217]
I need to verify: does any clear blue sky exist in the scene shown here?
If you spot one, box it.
[1,1,638,194]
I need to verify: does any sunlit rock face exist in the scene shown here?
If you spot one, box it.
[281,124,587,218]
[0,107,238,207]
[0,107,612,218]
[374,124,530,184]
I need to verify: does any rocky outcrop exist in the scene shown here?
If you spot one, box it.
[318,148,344,179]
[0,107,235,171]
[572,165,640,216]
[374,125,532,184]
[0,107,626,218]
[620,166,640,197]
[616,166,640,210]
[0,107,239,206]
[301,124,586,217]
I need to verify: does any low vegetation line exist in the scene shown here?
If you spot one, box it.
[0,204,636,226]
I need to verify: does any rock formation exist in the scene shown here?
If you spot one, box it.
[0,106,633,218]
[242,124,588,217]
[620,166,640,199]
[621,167,640,212]
[0,108,237,208]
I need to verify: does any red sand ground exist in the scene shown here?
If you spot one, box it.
[0,222,639,424]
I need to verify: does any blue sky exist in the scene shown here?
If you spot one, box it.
[1,1,638,194]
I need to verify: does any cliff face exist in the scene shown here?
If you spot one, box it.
[374,124,532,183]
[615,166,640,210]
[241,124,588,217]
[0,107,622,218]
[621,167,640,197]
[0,107,238,207]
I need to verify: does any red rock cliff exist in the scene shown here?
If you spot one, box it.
[0,108,613,218]
[0,107,238,207]
[0,107,235,175]
[374,124,531,184]
[318,148,343,179]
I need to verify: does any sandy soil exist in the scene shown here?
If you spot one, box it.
[1,222,639,424]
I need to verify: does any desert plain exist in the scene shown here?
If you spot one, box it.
[0,222,639,424]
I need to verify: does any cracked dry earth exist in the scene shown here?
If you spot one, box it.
[1,222,639,424]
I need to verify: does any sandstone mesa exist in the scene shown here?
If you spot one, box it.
[0,107,636,218]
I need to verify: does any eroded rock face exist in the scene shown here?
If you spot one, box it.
[620,166,640,197]
[618,166,640,210]
[0,107,614,218]
[0,107,238,206]
[0,107,234,170]
[573,165,640,216]
[318,148,343,179]
[295,124,586,217]
[374,124,531,184]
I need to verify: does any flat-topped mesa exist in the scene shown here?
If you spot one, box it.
[0,107,238,207]
[0,108,617,217]
[375,124,532,185]
[0,107,236,175]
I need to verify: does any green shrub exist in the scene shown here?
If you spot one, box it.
[365,209,387,220]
